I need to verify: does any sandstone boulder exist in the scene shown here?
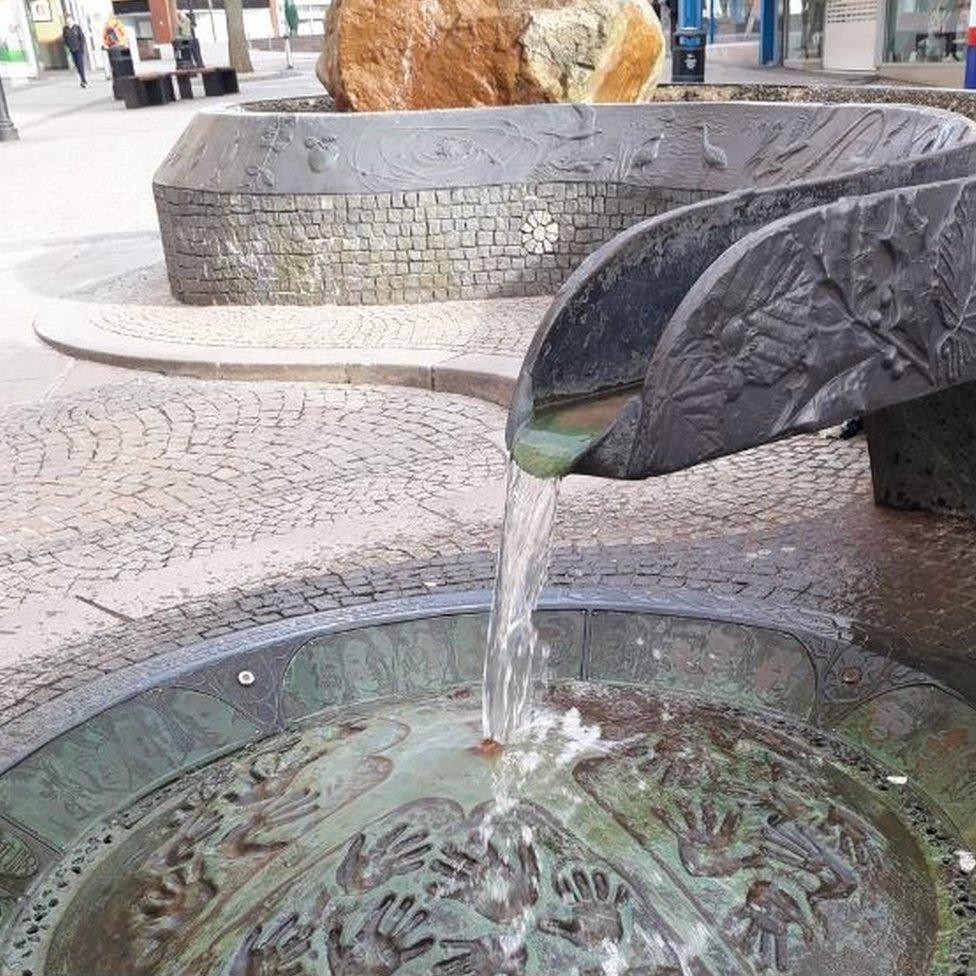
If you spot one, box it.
[317,0,666,112]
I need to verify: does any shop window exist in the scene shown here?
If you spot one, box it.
[885,0,967,62]
[785,0,825,59]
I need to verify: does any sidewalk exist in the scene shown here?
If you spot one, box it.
[36,263,541,404]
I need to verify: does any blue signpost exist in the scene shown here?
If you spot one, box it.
[760,0,779,64]
[680,0,702,27]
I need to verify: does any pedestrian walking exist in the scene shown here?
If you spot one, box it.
[62,16,87,87]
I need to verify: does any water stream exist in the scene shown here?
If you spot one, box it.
[482,460,559,743]
[483,388,636,743]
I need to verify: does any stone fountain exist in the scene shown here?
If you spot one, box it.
[4,61,976,976]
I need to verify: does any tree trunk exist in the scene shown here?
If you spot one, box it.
[224,0,253,73]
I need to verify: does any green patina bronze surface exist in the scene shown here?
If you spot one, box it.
[512,390,638,479]
[4,682,974,976]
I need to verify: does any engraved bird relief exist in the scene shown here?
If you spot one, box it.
[326,893,434,976]
[539,104,614,177]
[622,133,665,179]
[700,123,728,170]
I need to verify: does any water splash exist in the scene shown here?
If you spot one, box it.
[482,460,559,743]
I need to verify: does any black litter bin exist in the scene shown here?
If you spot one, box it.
[173,37,194,70]
[107,46,134,100]
[671,27,706,83]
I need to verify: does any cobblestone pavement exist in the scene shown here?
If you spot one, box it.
[73,264,546,352]
[2,366,976,730]
[3,65,971,746]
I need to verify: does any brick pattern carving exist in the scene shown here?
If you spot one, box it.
[154,182,709,306]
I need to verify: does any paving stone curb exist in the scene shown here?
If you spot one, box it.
[34,299,522,406]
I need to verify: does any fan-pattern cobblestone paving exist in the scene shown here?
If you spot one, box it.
[3,372,975,729]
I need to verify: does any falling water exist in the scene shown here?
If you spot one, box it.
[482,460,559,743]
[482,387,637,743]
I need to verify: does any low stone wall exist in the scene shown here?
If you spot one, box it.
[155,96,976,308]
[156,181,711,306]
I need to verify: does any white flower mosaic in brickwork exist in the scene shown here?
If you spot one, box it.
[521,209,559,255]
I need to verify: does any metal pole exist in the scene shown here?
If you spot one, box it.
[759,0,778,63]
[0,73,19,143]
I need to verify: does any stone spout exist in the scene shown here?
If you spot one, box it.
[508,175,976,514]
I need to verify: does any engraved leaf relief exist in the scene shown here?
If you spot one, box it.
[744,108,886,186]
[638,182,976,476]
[241,116,297,191]
[933,181,976,382]
[908,113,972,155]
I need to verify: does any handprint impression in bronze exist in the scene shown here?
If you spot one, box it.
[34,686,959,976]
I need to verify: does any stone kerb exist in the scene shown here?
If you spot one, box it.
[154,94,976,308]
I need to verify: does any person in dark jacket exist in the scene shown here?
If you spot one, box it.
[62,16,87,87]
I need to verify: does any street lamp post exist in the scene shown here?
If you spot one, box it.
[0,72,19,143]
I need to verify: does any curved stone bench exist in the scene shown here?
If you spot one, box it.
[155,93,976,307]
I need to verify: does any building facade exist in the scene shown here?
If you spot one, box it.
[782,0,967,84]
